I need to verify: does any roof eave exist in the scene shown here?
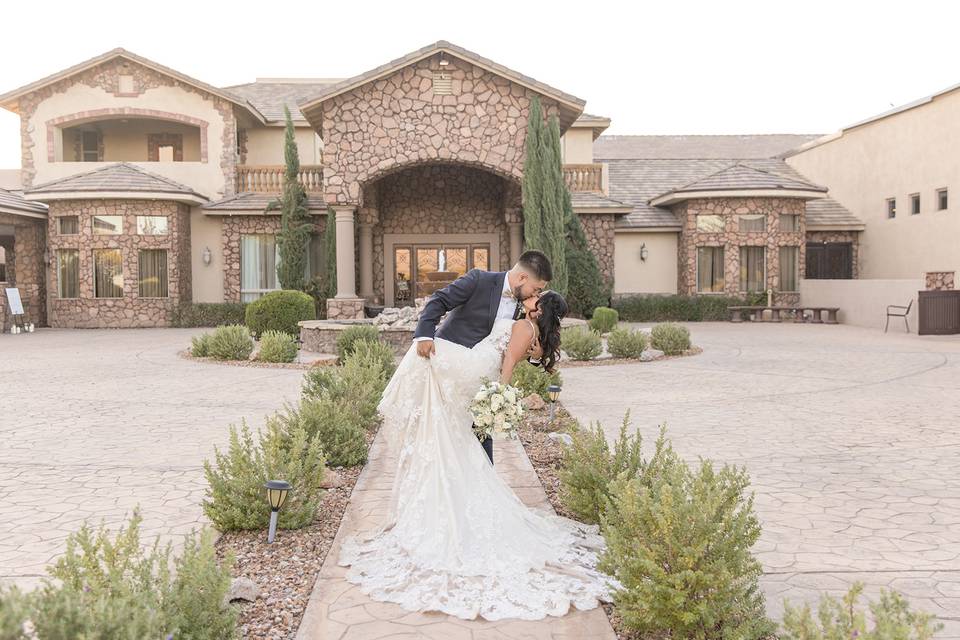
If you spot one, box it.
[615,225,680,233]
[649,188,828,207]
[25,190,207,206]
[0,206,47,219]
[806,223,866,232]
[572,205,633,215]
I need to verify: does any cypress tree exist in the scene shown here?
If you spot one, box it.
[323,208,337,299]
[276,105,312,290]
[522,96,546,254]
[541,116,568,295]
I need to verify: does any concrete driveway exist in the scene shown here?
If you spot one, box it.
[0,328,305,591]
[561,322,960,635]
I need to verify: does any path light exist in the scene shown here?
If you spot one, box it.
[264,480,291,544]
[547,385,561,423]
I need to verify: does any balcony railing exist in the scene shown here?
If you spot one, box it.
[562,163,603,193]
[235,165,323,193]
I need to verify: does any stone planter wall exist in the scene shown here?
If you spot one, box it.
[299,319,414,356]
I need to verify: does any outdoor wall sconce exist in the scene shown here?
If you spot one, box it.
[639,243,649,262]
[547,384,562,423]
[202,246,212,266]
[264,479,291,544]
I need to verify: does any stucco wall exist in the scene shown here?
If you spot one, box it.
[799,278,921,330]
[244,127,322,165]
[614,232,678,295]
[189,209,223,303]
[787,88,960,279]
[561,128,594,164]
[62,119,203,162]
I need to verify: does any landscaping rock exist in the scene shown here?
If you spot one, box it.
[320,468,343,489]
[225,576,261,604]
[522,394,546,410]
[640,348,664,362]
[547,432,574,447]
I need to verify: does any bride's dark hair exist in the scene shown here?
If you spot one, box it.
[534,290,568,374]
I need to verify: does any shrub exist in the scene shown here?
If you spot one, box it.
[606,326,646,359]
[257,330,298,363]
[282,395,368,467]
[172,302,247,328]
[244,290,315,339]
[588,307,619,333]
[559,414,642,524]
[650,322,691,355]
[780,583,943,640]
[336,324,380,360]
[203,420,326,531]
[565,240,611,318]
[347,338,397,380]
[510,360,563,402]
[301,356,385,432]
[208,324,255,361]
[191,332,214,357]
[302,365,341,400]
[0,511,236,639]
[600,431,773,639]
[614,294,747,322]
[560,326,603,361]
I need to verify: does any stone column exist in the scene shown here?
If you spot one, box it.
[509,223,523,266]
[358,224,374,300]
[333,205,357,299]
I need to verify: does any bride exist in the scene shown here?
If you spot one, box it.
[338,288,615,621]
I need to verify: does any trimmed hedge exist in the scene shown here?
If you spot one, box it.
[208,325,254,361]
[172,302,247,328]
[614,294,749,322]
[588,307,619,334]
[244,290,316,338]
[257,330,298,363]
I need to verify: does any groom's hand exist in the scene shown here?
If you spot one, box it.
[416,339,436,358]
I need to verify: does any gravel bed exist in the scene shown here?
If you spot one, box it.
[558,346,702,368]
[178,350,330,370]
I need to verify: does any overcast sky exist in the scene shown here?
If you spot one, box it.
[1,0,957,169]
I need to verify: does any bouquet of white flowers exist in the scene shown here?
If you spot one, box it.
[470,379,524,441]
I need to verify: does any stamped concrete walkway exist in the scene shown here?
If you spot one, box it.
[0,328,305,591]
[296,431,616,640]
[561,322,960,636]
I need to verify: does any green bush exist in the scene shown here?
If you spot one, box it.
[781,583,942,640]
[282,395,369,467]
[588,307,619,333]
[510,360,563,402]
[244,290,316,339]
[558,414,642,524]
[347,338,397,380]
[191,332,214,357]
[565,241,611,318]
[208,324,255,361]
[203,420,326,531]
[336,324,380,360]
[172,302,247,328]
[302,365,341,400]
[600,431,773,639]
[560,326,603,361]
[0,511,236,639]
[614,294,749,322]
[606,326,646,359]
[301,356,386,432]
[257,330,298,363]
[650,322,691,355]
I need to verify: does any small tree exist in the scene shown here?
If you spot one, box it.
[541,116,569,295]
[522,96,546,254]
[275,105,312,290]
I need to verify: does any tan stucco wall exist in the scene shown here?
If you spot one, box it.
[244,127,322,165]
[561,128,594,164]
[799,277,921,330]
[614,231,678,295]
[189,209,223,302]
[63,119,202,162]
[787,89,960,279]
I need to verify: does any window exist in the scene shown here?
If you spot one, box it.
[57,249,79,298]
[806,243,853,279]
[92,215,123,235]
[93,249,123,298]
[911,193,920,215]
[738,214,765,232]
[137,216,168,235]
[58,216,79,235]
[739,246,766,292]
[887,198,896,219]
[696,246,724,293]
[937,188,948,211]
[138,249,168,297]
[696,215,724,232]
[779,246,799,292]
[81,130,99,162]
[306,233,327,280]
[240,234,280,302]
[779,213,800,232]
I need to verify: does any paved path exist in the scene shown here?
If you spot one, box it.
[0,328,305,591]
[561,322,960,636]
[296,431,616,640]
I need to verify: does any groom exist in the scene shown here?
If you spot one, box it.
[413,250,553,465]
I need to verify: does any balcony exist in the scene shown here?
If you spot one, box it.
[235,165,324,193]
[562,163,603,192]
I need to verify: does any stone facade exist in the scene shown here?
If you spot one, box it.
[46,199,190,328]
[319,53,561,206]
[578,213,616,284]
[924,271,955,291]
[299,320,414,356]
[0,213,46,332]
[325,299,366,321]
[806,230,860,280]
[677,197,806,305]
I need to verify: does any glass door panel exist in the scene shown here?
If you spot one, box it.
[394,246,413,306]
[415,247,440,299]
[471,246,489,272]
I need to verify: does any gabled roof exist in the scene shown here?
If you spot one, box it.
[666,162,825,194]
[0,188,47,219]
[298,40,586,132]
[570,113,611,140]
[25,163,206,204]
[223,79,342,123]
[805,198,865,230]
[202,191,328,213]
[0,48,265,123]
[594,134,823,160]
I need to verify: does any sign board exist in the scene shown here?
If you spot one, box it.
[5,287,23,315]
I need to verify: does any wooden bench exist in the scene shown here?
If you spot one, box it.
[728,306,839,324]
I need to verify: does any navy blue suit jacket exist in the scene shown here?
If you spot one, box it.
[414,269,508,349]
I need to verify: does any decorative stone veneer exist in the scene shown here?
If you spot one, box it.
[325,299,366,321]
[46,200,190,328]
[805,230,860,280]
[677,197,806,305]
[299,320,414,356]
[924,271,954,291]
[578,213,616,284]
[0,213,47,332]
[319,53,561,205]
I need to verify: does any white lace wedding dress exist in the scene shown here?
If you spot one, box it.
[338,318,615,621]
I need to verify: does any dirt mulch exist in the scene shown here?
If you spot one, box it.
[558,346,702,368]
[178,350,337,370]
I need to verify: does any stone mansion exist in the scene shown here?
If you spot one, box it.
[6,40,952,329]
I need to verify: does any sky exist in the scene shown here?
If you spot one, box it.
[1,0,958,169]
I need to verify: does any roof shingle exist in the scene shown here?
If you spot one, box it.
[203,192,328,212]
[0,188,47,216]
[594,134,823,160]
[223,81,340,122]
[26,163,204,200]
